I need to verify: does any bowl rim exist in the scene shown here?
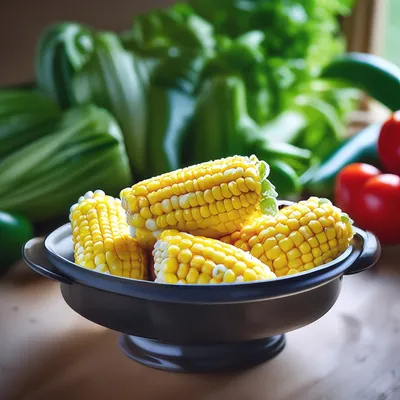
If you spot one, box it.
[43,222,360,304]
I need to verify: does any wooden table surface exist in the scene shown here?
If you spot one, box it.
[1,248,400,400]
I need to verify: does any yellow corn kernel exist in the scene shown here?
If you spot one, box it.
[299,242,311,255]
[287,248,301,261]
[243,269,257,281]
[70,190,147,280]
[273,255,288,270]
[251,243,264,258]
[321,243,330,253]
[153,230,276,284]
[279,238,294,252]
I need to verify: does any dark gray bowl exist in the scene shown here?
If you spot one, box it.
[23,221,380,373]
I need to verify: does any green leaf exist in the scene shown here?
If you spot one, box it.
[73,32,148,178]
[0,89,62,159]
[35,22,94,108]
[147,86,196,176]
[260,197,278,217]
[126,5,215,59]
[0,105,132,222]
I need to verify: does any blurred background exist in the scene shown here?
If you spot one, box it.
[1,0,398,87]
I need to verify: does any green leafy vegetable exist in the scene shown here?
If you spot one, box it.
[0,105,132,221]
[73,32,147,178]
[35,22,94,108]
[124,3,215,59]
[0,89,62,159]
[146,86,196,176]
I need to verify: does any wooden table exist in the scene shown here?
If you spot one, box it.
[1,248,400,400]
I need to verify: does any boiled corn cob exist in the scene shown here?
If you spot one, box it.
[221,197,354,277]
[120,155,278,249]
[153,230,276,284]
[69,190,148,279]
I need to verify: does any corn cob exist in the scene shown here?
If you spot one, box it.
[69,190,148,279]
[120,155,278,249]
[221,197,354,277]
[152,230,276,284]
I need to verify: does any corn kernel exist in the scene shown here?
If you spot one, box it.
[289,231,304,247]
[279,238,294,252]
[316,232,328,244]
[191,243,205,254]
[287,218,300,231]
[243,269,257,281]
[275,267,289,277]
[304,262,315,270]
[288,258,303,269]
[263,237,278,251]
[308,237,319,248]
[232,261,246,276]
[186,267,200,283]
[273,255,288,270]
[312,248,322,257]
[320,243,329,253]
[251,243,264,258]
[197,273,211,285]
[287,268,300,275]
[299,226,313,240]
[164,258,179,273]
[190,255,205,269]
[212,250,227,264]
[177,263,190,279]
[266,245,282,260]
[178,248,192,263]
[301,253,313,263]
[314,256,323,265]
[276,223,290,235]
[223,269,236,283]
[309,220,323,234]
[328,239,338,249]
[248,235,260,248]
[287,248,301,261]
[299,242,311,255]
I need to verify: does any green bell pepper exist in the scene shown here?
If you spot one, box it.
[0,210,34,273]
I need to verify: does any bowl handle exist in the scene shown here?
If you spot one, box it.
[344,227,381,275]
[22,237,72,284]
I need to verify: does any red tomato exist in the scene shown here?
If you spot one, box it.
[334,163,381,220]
[378,111,400,175]
[357,174,400,245]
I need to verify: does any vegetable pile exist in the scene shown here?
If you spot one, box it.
[2,0,400,270]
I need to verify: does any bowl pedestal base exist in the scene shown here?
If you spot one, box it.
[118,334,286,373]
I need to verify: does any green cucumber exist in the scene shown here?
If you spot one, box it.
[301,123,382,197]
[321,52,400,111]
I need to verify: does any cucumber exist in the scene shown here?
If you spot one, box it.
[321,52,400,111]
[301,123,382,197]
